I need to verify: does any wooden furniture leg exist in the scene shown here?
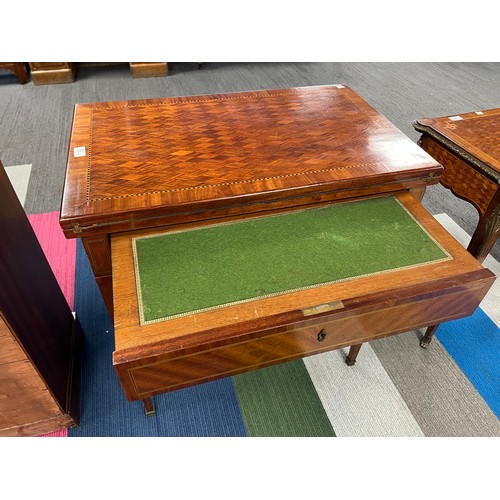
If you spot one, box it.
[466,192,500,263]
[143,397,155,416]
[420,193,500,349]
[82,236,114,319]
[0,63,28,84]
[420,324,439,348]
[345,343,362,366]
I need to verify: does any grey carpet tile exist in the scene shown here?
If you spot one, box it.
[370,331,500,437]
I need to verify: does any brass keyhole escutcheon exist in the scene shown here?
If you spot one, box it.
[317,329,327,342]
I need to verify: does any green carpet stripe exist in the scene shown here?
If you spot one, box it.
[232,360,336,437]
[133,196,450,324]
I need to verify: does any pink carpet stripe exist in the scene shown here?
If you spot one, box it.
[40,429,68,437]
[28,211,76,309]
[28,212,75,438]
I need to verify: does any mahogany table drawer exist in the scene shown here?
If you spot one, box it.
[118,279,487,400]
[111,192,495,409]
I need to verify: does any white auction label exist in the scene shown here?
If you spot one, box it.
[74,146,86,157]
[449,116,463,121]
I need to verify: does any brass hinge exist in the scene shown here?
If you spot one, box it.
[72,223,82,234]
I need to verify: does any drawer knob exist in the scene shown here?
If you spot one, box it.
[317,329,327,342]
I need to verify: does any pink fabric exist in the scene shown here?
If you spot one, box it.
[28,211,76,438]
[28,211,76,309]
[39,429,68,437]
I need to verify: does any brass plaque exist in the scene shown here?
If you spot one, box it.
[302,301,344,317]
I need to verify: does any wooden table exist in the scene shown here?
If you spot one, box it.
[60,86,495,415]
[414,109,500,263]
[60,85,444,318]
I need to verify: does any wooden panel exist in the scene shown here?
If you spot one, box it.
[0,162,80,435]
[82,236,114,316]
[0,165,74,407]
[0,314,77,436]
[0,358,62,428]
[420,136,497,216]
[0,314,26,364]
[82,235,112,276]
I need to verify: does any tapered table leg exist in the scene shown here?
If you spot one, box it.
[345,344,362,366]
[143,397,155,416]
[420,324,439,348]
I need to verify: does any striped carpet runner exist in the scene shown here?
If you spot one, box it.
[25,211,499,438]
[6,162,499,437]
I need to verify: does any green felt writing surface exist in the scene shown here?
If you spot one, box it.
[133,196,450,324]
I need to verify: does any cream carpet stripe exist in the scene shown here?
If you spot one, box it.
[5,163,31,207]
[434,213,500,326]
[303,345,425,437]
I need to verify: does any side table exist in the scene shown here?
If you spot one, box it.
[414,109,500,263]
[414,109,500,347]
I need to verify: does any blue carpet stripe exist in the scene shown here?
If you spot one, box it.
[437,307,500,420]
[70,240,247,437]
[154,379,247,437]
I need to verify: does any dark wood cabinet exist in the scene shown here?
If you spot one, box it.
[0,162,80,436]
